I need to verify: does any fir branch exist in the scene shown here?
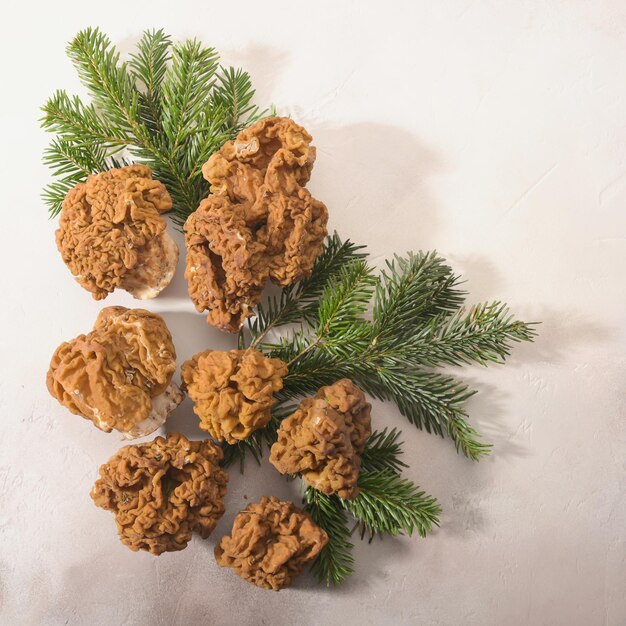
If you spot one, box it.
[41,138,109,216]
[129,29,172,131]
[212,66,263,135]
[160,39,219,151]
[297,235,368,323]
[223,235,529,582]
[245,233,368,348]
[303,488,355,586]
[401,301,538,367]
[246,236,534,461]
[43,136,108,178]
[314,259,377,343]
[271,337,490,459]
[273,332,489,458]
[277,348,354,399]
[263,257,377,369]
[42,28,270,224]
[42,180,78,218]
[66,28,142,138]
[373,251,466,337]
[343,469,441,539]
[41,90,128,147]
[374,368,490,460]
[360,428,408,474]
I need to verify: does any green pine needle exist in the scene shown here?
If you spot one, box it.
[303,488,355,586]
[41,27,270,224]
[403,301,537,367]
[239,234,536,463]
[129,29,172,132]
[373,251,466,335]
[374,369,488,460]
[343,469,441,539]
[243,233,368,348]
[303,428,439,583]
[360,428,408,474]
[314,258,377,342]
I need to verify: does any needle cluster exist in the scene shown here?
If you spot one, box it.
[225,234,535,584]
[41,28,270,225]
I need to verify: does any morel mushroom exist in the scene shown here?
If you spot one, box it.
[185,117,328,332]
[91,433,228,555]
[215,496,328,590]
[181,349,287,443]
[46,306,183,438]
[56,165,178,300]
[269,379,372,500]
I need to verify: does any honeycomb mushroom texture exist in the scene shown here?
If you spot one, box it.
[56,164,179,300]
[215,496,328,590]
[184,117,329,332]
[181,349,288,443]
[91,433,228,555]
[269,379,372,500]
[46,306,183,438]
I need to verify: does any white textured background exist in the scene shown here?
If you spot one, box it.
[1,1,625,624]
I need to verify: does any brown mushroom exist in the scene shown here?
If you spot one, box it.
[56,165,178,300]
[215,496,328,590]
[46,306,183,438]
[185,117,328,332]
[269,379,372,500]
[181,349,288,443]
[91,433,228,555]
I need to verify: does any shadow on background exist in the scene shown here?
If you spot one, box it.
[304,120,445,257]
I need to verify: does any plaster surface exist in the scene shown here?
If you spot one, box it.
[0,2,624,624]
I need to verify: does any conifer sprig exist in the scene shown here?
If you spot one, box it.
[303,429,440,585]
[359,427,408,474]
[303,489,355,586]
[233,234,536,465]
[244,234,368,348]
[229,235,533,584]
[346,470,441,540]
[41,28,270,225]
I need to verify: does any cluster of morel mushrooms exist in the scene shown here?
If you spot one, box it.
[47,118,374,591]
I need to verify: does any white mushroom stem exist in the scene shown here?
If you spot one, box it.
[122,230,179,300]
[121,382,184,440]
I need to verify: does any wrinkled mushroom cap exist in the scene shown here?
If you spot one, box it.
[215,496,328,590]
[269,379,372,499]
[185,117,328,332]
[46,306,183,438]
[181,349,287,443]
[56,164,179,300]
[91,432,228,555]
[317,378,372,455]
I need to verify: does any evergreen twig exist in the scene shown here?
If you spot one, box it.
[303,488,355,586]
[242,233,368,349]
[303,430,440,584]
[360,428,408,474]
[41,28,270,223]
[237,235,536,464]
[344,469,441,540]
